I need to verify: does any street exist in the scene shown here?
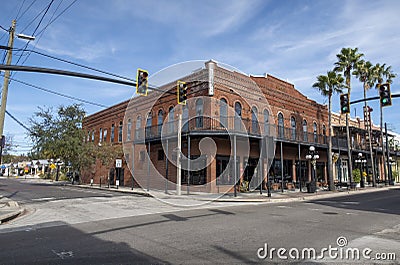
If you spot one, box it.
[0,178,399,264]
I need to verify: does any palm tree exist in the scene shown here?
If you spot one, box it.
[313,71,345,191]
[353,60,377,186]
[334,47,364,185]
[374,63,396,183]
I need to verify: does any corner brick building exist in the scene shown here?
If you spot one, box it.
[82,61,395,193]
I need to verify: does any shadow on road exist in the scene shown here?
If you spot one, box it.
[307,188,400,216]
[0,221,169,264]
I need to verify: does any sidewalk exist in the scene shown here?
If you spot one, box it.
[67,181,399,203]
[0,195,24,224]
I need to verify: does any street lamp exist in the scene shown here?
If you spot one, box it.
[355,153,366,188]
[305,146,319,193]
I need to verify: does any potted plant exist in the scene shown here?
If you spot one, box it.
[352,168,361,188]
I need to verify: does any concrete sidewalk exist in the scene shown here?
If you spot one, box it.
[0,196,24,224]
[68,181,399,203]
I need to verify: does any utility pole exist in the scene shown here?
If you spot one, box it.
[176,113,182,195]
[0,20,16,163]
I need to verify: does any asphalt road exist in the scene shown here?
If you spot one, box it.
[0,178,399,264]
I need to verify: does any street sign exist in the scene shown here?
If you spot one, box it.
[115,159,122,168]
[50,163,56,169]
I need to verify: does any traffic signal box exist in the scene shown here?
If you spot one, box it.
[136,69,149,96]
[177,81,187,105]
[379,83,392,107]
[340,93,350,114]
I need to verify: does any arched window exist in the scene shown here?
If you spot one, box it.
[263,109,270,136]
[111,123,115,142]
[157,109,164,135]
[234,102,242,131]
[291,116,296,140]
[322,124,327,144]
[302,120,307,142]
[220,98,228,128]
[251,106,258,134]
[168,106,174,133]
[135,116,142,139]
[196,99,203,128]
[127,119,132,141]
[146,112,152,138]
[91,130,95,142]
[118,121,123,142]
[103,129,107,142]
[313,122,318,143]
[182,105,189,132]
[99,128,103,143]
[278,113,284,138]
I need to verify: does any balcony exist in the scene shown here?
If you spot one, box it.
[133,116,350,149]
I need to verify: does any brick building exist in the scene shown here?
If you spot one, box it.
[82,60,397,193]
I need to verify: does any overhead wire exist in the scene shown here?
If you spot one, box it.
[16,0,38,21]
[15,0,27,20]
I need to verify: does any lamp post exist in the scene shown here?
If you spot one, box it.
[305,146,319,193]
[355,153,366,188]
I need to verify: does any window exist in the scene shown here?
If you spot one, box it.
[87,131,90,142]
[158,149,164,160]
[136,116,142,140]
[157,109,164,135]
[313,122,318,143]
[278,113,284,138]
[182,105,189,132]
[220,98,228,128]
[303,120,308,142]
[111,124,115,142]
[146,112,152,138]
[91,130,95,142]
[168,106,174,133]
[234,102,242,131]
[263,109,270,136]
[196,99,203,128]
[103,129,108,142]
[127,119,132,141]
[118,121,123,142]
[291,116,296,140]
[322,125,327,144]
[251,106,259,134]
[99,128,103,143]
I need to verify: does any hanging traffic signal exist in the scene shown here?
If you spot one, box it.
[177,81,187,105]
[136,69,148,96]
[340,93,350,114]
[379,83,392,107]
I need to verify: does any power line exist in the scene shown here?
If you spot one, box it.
[15,0,27,20]
[0,72,109,108]
[16,0,38,21]
[5,110,33,134]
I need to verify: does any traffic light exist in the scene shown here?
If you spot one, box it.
[136,69,148,96]
[379,83,392,107]
[177,81,187,105]
[340,93,350,114]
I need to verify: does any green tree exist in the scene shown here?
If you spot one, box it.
[313,71,345,191]
[353,60,377,186]
[28,104,95,177]
[374,63,396,182]
[334,47,364,184]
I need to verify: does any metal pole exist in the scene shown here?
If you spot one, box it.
[345,114,353,185]
[187,135,191,195]
[234,134,237,197]
[176,114,182,195]
[385,123,393,185]
[259,138,263,195]
[298,143,302,192]
[0,20,16,164]
[147,141,150,192]
[165,139,169,194]
[131,142,135,190]
[280,141,284,193]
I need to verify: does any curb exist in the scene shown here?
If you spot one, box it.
[65,183,153,197]
[0,198,25,224]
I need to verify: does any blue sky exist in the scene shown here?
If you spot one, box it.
[1,0,400,154]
